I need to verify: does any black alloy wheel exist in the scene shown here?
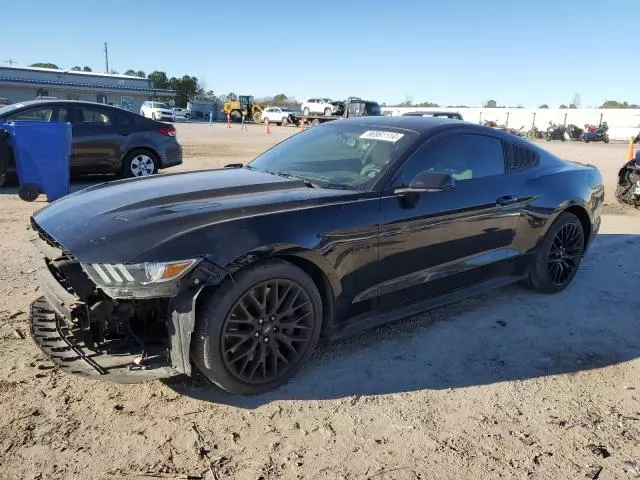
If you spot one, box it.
[221,279,314,384]
[528,211,585,293]
[546,221,584,287]
[192,259,323,395]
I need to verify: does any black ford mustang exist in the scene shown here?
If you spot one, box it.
[28,116,604,395]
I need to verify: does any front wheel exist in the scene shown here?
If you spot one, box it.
[191,259,323,395]
[324,108,332,116]
[302,107,310,116]
[528,211,585,293]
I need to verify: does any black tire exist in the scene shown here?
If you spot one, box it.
[191,259,323,395]
[121,149,159,178]
[528,211,585,293]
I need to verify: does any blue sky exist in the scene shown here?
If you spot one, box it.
[4,0,637,107]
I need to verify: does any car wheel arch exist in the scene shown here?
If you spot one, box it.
[121,146,160,167]
[202,247,340,339]
[535,202,592,250]
[561,203,593,246]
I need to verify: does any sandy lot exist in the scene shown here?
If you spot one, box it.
[1,122,639,480]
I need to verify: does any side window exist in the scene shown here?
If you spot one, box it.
[55,107,72,122]
[74,107,114,126]
[7,107,54,122]
[398,133,505,186]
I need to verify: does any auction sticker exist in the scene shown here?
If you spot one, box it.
[359,130,405,143]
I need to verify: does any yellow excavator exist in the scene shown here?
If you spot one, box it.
[221,95,263,123]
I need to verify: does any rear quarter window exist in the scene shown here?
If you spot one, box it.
[503,142,539,172]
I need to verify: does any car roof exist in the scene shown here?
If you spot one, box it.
[2,99,131,112]
[334,115,535,145]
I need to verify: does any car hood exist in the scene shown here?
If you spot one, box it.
[32,168,352,263]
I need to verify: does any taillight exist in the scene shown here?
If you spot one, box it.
[158,125,176,137]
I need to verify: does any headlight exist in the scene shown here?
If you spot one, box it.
[82,259,200,299]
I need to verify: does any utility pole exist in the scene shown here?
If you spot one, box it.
[4,59,17,65]
[104,42,109,73]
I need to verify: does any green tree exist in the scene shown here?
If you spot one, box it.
[148,71,170,89]
[600,100,640,108]
[29,63,59,69]
[415,101,440,107]
[226,92,238,101]
[539,104,549,109]
[71,66,82,71]
[273,94,288,102]
[483,100,498,108]
[559,104,568,109]
[168,75,200,107]
[83,66,92,72]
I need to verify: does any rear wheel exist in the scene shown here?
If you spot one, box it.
[302,107,310,116]
[324,108,332,116]
[191,259,323,395]
[528,211,585,293]
[122,149,158,178]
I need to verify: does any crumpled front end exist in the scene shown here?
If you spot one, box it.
[28,218,221,383]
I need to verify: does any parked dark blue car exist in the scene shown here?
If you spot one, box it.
[0,99,183,187]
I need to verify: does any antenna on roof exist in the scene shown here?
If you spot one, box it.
[4,59,17,65]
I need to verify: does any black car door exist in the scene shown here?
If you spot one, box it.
[70,105,123,174]
[373,132,523,311]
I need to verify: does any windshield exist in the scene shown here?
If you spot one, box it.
[152,102,171,109]
[247,122,418,191]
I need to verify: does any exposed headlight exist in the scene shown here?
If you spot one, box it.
[82,259,200,299]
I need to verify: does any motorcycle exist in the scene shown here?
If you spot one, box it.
[566,124,584,140]
[546,123,568,141]
[526,126,543,139]
[616,150,640,208]
[581,121,609,143]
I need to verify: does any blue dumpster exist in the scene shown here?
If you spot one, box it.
[3,120,72,202]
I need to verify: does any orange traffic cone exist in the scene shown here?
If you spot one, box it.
[627,136,635,160]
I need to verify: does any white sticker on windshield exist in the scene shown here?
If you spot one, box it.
[359,130,404,143]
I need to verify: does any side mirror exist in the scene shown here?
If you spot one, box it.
[394,171,455,195]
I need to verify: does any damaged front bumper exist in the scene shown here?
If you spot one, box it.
[27,227,223,383]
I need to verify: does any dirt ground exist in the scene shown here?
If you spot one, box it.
[1,122,639,480]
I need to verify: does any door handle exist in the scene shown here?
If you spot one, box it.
[496,195,519,206]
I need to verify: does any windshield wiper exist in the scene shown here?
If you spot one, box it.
[262,170,320,189]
